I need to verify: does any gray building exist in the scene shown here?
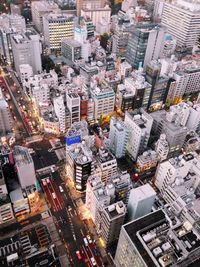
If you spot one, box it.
[151,110,188,156]
[126,24,166,69]
[0,91,12,137]
[62,39,81,62]
[11,28,42,75]
[101,201,126,248]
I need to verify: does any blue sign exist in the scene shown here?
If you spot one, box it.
[66,135,81,146]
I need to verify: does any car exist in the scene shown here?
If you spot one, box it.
[90,257,97,266]
[42,180,47,186]
[46,178,50,183]
[52,192,56,199]
[68,205,72,211]
[59,186,64,193]
[83,237,88,246]
[87,235,92,244]
[13,116,17,121]
[17,90,20,94]
[76,250,82,260]
[92,247,99,256]
[51,166,55,173]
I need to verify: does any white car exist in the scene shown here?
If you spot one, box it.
[59,186,64,193]
[46,178,50,183]
[83,237,88,246]
[52,192,56,199]
[87,235,92,244]
[90,257,97,266]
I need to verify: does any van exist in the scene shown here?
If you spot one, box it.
[59,186,64,193]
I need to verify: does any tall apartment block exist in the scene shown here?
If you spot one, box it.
[43,13,74,51]
[66,93,80,125]
[126,24,166,69]
[109,117,129,158]
[161,0,200,51]
[11,29,42,75]
[124,109,153,160]
[101,201,126,248]
[31,0,60,32]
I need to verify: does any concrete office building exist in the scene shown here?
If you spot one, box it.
[155,153,195,194]
[124,109,153,160]
[136,150,158,173]
[53,95,66,133]
[13,146,36,189]
[109,117,129,158]
[155,134,169,161]
[31,0,60,32]
[161,0,200,51]
[11,29,42,75]
[0,90,13,137]
[76,0,105,16]
[115,209,200,267]
[90,84,115,120]
[66,143,94,192]
[43,13,74,50]
[66,93,80,125]
[10,188,30,217]
[101,201,126,248]
[96,147,118,183]
[112,26,130,57]
[127,184,156,220]
[151,109,188,156]
[126,24,166,69]
[61,39,81,62]
[19,64,33,84]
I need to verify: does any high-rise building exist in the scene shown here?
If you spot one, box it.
[127,184,156,220]
[90,83,115,120]
[109,117,129,158]
[101,201,126,248]
[126,24,166,69]
[96,147,118,183]
[150,109,188,156]
[53,95,66,133]
[31,0,60,32]
[0,90,13,137]
[155,134,169,161]
[112,26,130,58]
[11,29,42,75]
[66,143,94,191]
[66,93,80,125]
[161,0,200,51]
[124,109,153,160]
[145,60,170,110]
[155,153,195,193]
[13,146,36,189]
[43,13,74,51]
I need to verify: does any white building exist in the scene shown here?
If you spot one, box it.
[19,64,33,84]
[11,28,42,75]
[136,150,158,173]
[10,188,30,217]
[125,109,153,160]
[162,0,200,50]
[155,134,169,161]
[43,13,74,50]
[53,95,66,133]
[31,0,60,32]
[0,89,13,137]
[13,146,36,189]
[96,18,110,35]
[96,147,118,183]
[0,13,26,32]
[90,83,115,120]
[127,183,156,220]
[81,5,111,28]
[66,93,80,125]
[109,117,129,158]
[101,201,126,248]
[155,153,196,194]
